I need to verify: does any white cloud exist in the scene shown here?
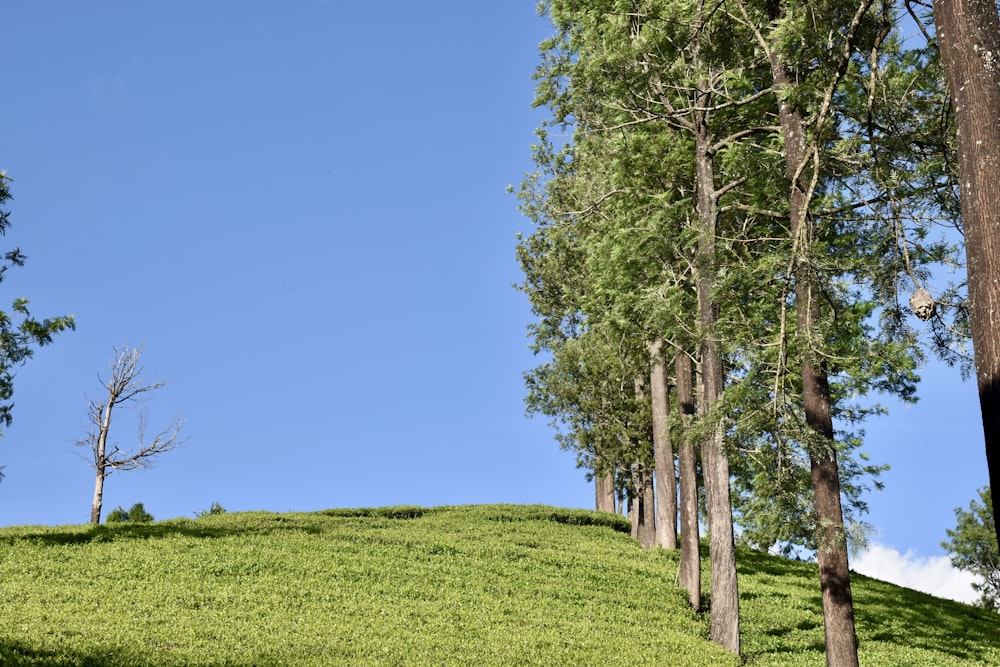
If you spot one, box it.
[852,543,981,604]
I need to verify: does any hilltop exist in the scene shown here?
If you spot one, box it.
[0,505,996,665]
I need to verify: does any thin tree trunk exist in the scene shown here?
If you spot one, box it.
[933,0,1000,541]
[629,487,638,539]
[676,350,701,610]
[767,21,860,666]
[694,84,740,654]
[90,398,114,525]
[90,465,106,524]
[650,339,678,548]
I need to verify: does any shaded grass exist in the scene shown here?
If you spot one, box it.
[0,505,996,665]
[737,548,1000,666]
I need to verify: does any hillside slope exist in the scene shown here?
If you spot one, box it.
[0,505,996,666]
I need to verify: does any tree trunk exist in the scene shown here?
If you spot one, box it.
[767,24,860,666]
[628,488,638,539]
[638,462,657,548]
[676,350,701,610]
[595,471,616,513]
[90,398,115,525]
[650,339,678,548]
[803,348,859,667]
[933,0,1000,541]
[630,462,657,547]
[694,89,740,655]
[90,464,106,524]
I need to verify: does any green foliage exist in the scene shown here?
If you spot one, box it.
[194,501,226,518]
[104,506,129,523]
[0,505,995,665]
[105,502,155,524]
[519,0,961,558]
[942,487,999,610]
[127,502,154,524]
[0,172,75,432]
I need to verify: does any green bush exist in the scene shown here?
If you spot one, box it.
[195,501,227,518]
[127,502,154,524]
[105,506,129,523]
[105,502,154,524]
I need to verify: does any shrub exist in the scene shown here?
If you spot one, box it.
[105,502,155,524]
[127,502,154,524]
[105,506,129,523]
[195,501,227,518]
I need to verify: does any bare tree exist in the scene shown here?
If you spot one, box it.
[76,344,185,524]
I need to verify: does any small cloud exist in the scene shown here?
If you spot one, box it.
[852,543,981,604]
[90,73,128,110]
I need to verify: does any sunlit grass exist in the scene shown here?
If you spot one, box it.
[0,505,996,665]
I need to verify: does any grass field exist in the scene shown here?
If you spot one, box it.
[0,504,997,665]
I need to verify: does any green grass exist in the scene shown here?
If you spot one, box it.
[0,505,996,666]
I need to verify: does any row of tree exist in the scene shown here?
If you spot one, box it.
[517,0,1000,664]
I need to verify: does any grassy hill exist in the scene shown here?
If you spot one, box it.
[0,505,996,666]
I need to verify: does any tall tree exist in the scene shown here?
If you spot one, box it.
[766,22,861,667]
[932,0,1000,540]
[745,1,875,662]
[76,344,185,524]
[0,171,75,439]
[732,0,946,662]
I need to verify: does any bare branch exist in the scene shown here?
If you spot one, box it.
[107,411,186,472]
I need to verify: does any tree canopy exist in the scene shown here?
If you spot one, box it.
[0,172,74,432]
[517,0,963,659]
[943,486,999,610]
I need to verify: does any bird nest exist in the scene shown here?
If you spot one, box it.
[909,288,936,321]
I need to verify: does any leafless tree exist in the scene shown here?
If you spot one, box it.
[76,344,185,524]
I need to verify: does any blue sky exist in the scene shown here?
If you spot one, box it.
[0,2,989,602]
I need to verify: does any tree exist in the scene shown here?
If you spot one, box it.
[520,1,942,661]
[106,502,155,524]
[727,0,950,662]
[105,505,128,523]
[932,0,1000,541]
[753,1,868,660]
[524,2,762,648]
[943,487,999,610]
[76,344,185,524]
[0,171,75,440]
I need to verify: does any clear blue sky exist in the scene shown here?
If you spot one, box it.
[0,2,988,595]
